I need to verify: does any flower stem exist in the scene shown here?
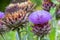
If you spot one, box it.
[16,28,21,40]
[40,37,44,40]
[1,34,6,40]
[38,36,40,40]
[38,36,44,40]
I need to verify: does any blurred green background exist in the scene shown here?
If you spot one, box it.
[0,0,10,11]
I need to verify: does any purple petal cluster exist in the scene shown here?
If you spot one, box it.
[0,12,5,19]
[29,10,52,24]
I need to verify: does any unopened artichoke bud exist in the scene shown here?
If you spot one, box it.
[5,1,34,13]
[32,23,50,37]
[42,0,55,12]
[5,1,34,30]
[56,5,60,20]
[29,10,52,37]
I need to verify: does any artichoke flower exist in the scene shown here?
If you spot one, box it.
[29,10,52,24]
[29,10,52,37]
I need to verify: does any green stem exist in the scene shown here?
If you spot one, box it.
[16,28,21,40]
[38,36,44,40]
[38,36,40,40]
[40,37,44,40]
[1,34,6,40]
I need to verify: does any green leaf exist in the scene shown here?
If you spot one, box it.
[49,27,56,40]
[31,0,42,6]
[5,31,16,40]
[50,7,56,17]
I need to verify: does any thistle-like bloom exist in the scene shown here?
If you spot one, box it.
[29,10,52,37]
[29,10,52,24]
[4,1,34,30]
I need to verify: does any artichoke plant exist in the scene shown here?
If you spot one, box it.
[29,10,52,38]
[4,0,34,30]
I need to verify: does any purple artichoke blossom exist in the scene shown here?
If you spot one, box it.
[29,10,52,24]
[0,12,5,19]
[29,10,52,37]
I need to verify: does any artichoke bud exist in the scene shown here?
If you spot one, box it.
[42,0,55,12]
[5,1,34,30]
